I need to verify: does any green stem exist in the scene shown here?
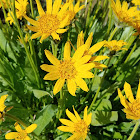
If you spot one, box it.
[5,113,27,127]
[12,0,41,88]
[29,0,34,18]
[51,40,58,57]
[108,26,118,41]
[88,56,112,113]
[107,0,112,35]
[124,43,137,64]
[127,121,140,140]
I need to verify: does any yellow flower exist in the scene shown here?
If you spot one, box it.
[111,0,138,24]
[75,31,109,71]
[5,122,37,140]
[18,34,29,44]
[58,106,92,140]
[0,94,8,121]
[63,0,84,25]
[6,0,28,24]
[132,0,140,6]
[24,0,70,43]
[40,41,95,96]
[104,40,127,52]
[118,80,140,120]
[0,0,10,9]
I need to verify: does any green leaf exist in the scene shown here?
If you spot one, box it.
[113,132,123,139]
[32,89,53,99]
[91,76,101,92]
[91,111,118,126]
[34,104,57,136]
[119,122,134,132]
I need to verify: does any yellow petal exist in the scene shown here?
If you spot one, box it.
[57,3,69,18]
[78,71,94,78]
[24,15,38,26]
[52,0,62,15]
[67,79,76,96]
[66,133,78,140]
[31,32,42,40]
[59,119,74,126]
[64,42,71,60]
[56,29,68,34]
[77,31,84,48]
[74,55,91,66]
[73,106,81,121]
[57,126,74,132]
[91,56,109,61]
[117,88,129,109]
[84,106,88,121]
[27,25,38,32]
[85,32,93,50]
[5,132,18,139]
[124,82,135,103]
[44,50,60,65]
[53,78,65,95]
[116,0,121,10]
[40,34,49,43]
[136,80,140,99]
[51,32,60,40]
[25,124,37,133]
[88,41,105,55]
[35,0,45,16]
[59,15,69,28]
[74,4,85,13]
[78,63,94,72]
[66,109,78,123]
[14,122,23,132]
[40,64,56,72]
[43,72,59,80]
[86,113,92,126]
[0,94,8,103]
[24,136,31,140]
[75,77,88,92]
[46,0,52,14]
[72,45,86,61]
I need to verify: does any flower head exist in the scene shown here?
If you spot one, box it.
[0,94,8,121]
[40,41,95,96]
[6,0,28,24]
[0,0,10,9]
[5,122,37,140]
[58,106,92,140]
[63,0,84,25]
[75,31,109,71]
[118,80,140,120]
[111,0,138,24]
[104,40,127,52]
[24,0,70,43]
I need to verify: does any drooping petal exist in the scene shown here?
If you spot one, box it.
[44,50,60,65]
[40,33,50,43]
[53,78,65,95]
[66,109,78,123]
[51,32,60,40]
[59,119,74,126]
[67,79,76,96]
[5,132,18,139]
[56,29,68,34]
[40,64,57,72]
[35,0,45,16]
[24,15,38,26]
[25,124,37,133]
[73,106,81,121]
[136,80,140,99]
[86,113,92,126]
[27,25,38,32]
[88,41,105,55]
[64,42,71,60]
[31,32,42,40]
[124,82,135,103]
[46,0,52,14]
[75,77,89,92]
[57,126,74,132]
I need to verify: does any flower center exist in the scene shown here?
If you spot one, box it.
[38,14,60,35]
[74,120,88,134]
[58,59,77,79]
[16,130,27,139]
[131,99,140,117]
